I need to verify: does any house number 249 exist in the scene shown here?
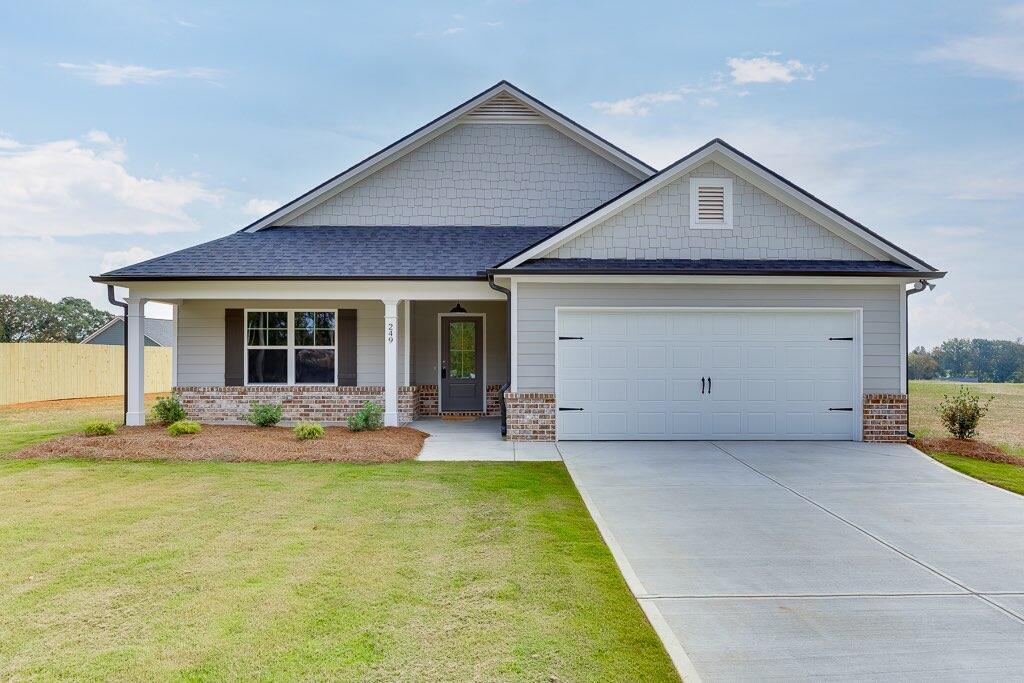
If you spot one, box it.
[387,322,394,344]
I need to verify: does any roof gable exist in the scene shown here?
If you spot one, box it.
[498,139,938,272]
[243,81,655,232]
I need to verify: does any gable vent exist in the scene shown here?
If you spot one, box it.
[697,185,726,221]
[464,93,543,122]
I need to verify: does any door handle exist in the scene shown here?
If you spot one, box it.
[701,377,705,394]
[441,368,447,379]
[708,377,712,394]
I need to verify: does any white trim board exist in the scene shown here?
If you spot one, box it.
[242,81,653,232]
[499,140,937,273]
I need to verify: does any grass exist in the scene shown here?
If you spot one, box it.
[909,380,1024,456]
[910,381,1024,495]
[0,394,163,456]
[0,459,677,681]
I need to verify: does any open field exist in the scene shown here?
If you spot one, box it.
[909,380,1024,455]
[0,459,677,681]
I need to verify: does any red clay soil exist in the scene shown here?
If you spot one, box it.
[10,425,428,464]
[912,437,1024,466]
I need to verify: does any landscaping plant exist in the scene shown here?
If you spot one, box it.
[151,395,187,425]
[167,419,202,436]
[347,401,383,432]
[937,385,993,440]
[293,422,325,440]
[246,402,283,427]
[82,420,116,436]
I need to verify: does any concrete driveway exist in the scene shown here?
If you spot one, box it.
[560,440,1024,681]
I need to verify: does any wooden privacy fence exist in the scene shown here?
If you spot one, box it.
[0,343,172,406]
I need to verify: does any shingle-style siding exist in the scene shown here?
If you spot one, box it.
[550,161,875,261]
[283,123,639,228]
[515,283,903,395]
[176,299,400,387]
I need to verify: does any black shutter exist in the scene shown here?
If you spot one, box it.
[337,309,357,386]
[225,308,244,386]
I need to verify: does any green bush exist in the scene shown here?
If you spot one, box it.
[937,386,993,439]
[246,402,283,427]
[167,419,202,436]
[151,395,187,425]
[83,420,116,436]
[293,421,325,440]
[347,401,383,432]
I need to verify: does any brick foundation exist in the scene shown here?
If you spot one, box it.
[175,385,418,425]
[862,393,909,443]
[505,392,556,441]
[414,384,502,417]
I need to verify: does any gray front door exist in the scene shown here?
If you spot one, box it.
[440,315,483,412]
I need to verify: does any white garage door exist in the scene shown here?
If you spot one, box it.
[556,309,860,440]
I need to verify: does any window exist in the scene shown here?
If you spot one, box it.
[245,310,336,385]
[689,177,733,229]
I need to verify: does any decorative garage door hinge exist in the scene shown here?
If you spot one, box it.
[828,407,854,411]
[558,407,584,411]
[558,336,584,340]
[828,337,854,341]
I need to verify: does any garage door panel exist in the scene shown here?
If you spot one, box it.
[557,309,859,440]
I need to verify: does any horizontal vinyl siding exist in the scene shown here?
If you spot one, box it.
[515,282,902,394]
[176,299,387,387]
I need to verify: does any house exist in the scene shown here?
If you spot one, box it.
[92,81,943,442]
[81,316,175,348]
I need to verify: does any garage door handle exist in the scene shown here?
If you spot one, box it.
[701,377,705,394]
[708,377,711,394]
[828,337,854,341]
[558,407,584,412]
[558,336,584,340]
[828,407,853,411]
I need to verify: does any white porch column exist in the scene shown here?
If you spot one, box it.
[383,298,399,426]
[126,297,147,426]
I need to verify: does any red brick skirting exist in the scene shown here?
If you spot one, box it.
[175,385,418,425]
[863,393,909,443]
[505,392,556,442]
[415,384,502,417]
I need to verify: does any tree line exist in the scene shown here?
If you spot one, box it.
[0,294,112,343]
[909,338,1024,383]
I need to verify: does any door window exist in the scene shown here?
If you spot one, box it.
[448,321,476,379]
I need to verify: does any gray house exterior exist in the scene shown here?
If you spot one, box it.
[93,81,943,442]
[81,316,174,348]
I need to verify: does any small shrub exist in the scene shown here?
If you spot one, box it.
[246,402,283,427]
[937,386,993,440]
[151,395,187,425]
[293,422,325,440]
[83,420,117,436]
[347,401,383,432]
[167,419,202,436]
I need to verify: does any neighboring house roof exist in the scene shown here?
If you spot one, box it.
[497,138,941,274]
[492,258,940,277]
[241,81,655,232]
[93,226,563,281]
[80,316,175,346]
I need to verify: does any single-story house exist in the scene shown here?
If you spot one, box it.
[93,81,944,442]
[81,316,175,348]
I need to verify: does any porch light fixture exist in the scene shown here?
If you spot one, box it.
[449,302,468,313]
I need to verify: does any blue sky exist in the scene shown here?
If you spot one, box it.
[1,1,1022,348]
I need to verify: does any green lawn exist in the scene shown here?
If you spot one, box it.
[0,459,678,681]
[931,454,1024,496]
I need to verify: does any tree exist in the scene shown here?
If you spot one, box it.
[0,294,111,343]
[907,346,939,380]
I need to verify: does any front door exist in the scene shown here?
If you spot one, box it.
[440,315,483,412]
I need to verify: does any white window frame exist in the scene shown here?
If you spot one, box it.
[689,177,733,230]
[243,308,338,386]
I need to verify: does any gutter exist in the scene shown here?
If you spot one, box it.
[489,268,946,278]
[106,285,129,426]
[487,274,512,438]
[905,279,935,437]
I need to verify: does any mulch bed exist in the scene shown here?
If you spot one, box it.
[10,425,428,464]
[912,437,1024,467]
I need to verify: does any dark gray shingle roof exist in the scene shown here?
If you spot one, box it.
[506,258,928,276]
[97,226,562,280]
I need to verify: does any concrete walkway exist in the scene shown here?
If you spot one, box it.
[561,440,1024,681]
[413,417,561,461]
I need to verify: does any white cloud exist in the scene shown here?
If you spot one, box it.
[57,62,221,86]
[910,291,1024,348]
[484,21,503,27]
[0,133,220,237]
[591,90,685,117]
[0,136,22,150]
[85,129,114,144]
[727,56,822,84]
[243,198,279,216]
[442,27,464,35]
[101,246,155,273]
[923,4,1024,82]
